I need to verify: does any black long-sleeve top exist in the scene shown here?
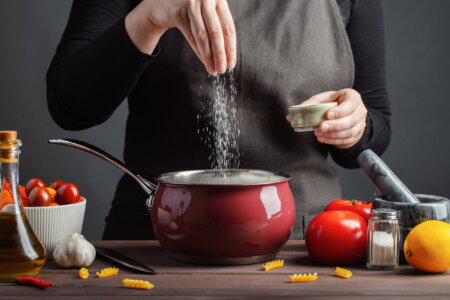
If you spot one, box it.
[47,0,391,169]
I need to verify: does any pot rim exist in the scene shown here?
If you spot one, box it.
[156,169,291,187]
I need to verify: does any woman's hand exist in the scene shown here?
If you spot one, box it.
[294,89,368,149]
[125,0,236,74]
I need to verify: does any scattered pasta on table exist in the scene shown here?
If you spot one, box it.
[123,279,154,290]
[289,273,318,283]
[335,267,352,279]
[96,267,119,278]
[262,259,284,271]
[79,267,89,279]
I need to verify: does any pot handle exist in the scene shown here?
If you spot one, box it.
[48,139,157,199]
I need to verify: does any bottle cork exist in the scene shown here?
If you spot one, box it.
[0,131,17,143]
[0,131,19,162]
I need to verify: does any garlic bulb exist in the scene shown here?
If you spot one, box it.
[53,233,96,268]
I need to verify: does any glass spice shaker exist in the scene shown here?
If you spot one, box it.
[366,208,400,270]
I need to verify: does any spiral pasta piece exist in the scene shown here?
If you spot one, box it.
[96,267,119,278]
[123,279,154,290]
[79,267,89,279]
[289,273,318,283]
[335,267,352,279]
[262,259,284,271]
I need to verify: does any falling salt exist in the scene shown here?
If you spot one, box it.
[197,71,240,172]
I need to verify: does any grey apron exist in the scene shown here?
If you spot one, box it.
[105,0,354,240]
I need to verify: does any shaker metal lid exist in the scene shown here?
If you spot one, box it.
[371,208,398,219]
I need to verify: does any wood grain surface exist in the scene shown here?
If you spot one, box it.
[1,240,449,299]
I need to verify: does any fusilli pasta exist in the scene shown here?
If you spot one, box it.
[123,279,154,290]
[289,273,318,283]
[335,267,352,279]
[79,267,89,279]
[262,259,284,271]
[96,267,119,278]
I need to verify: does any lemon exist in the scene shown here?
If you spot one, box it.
[404,220,450,273]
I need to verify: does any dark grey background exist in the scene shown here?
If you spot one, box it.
[1,1,449,240]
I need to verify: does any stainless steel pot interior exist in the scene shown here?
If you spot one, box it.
[48,139,291,195]
[157,169,290,186]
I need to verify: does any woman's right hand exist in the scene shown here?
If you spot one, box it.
[125,0,236,74]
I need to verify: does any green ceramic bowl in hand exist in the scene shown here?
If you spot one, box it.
[288,102,338,132]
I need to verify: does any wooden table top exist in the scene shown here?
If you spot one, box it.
[1,240,449,299]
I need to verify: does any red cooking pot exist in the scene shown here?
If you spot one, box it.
[49,139,296,265]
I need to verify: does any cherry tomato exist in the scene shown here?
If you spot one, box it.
[25,178,46,196]
[49,180,65,191]
[324,199,372,221]
[55,183,81,205]
[46,187,57,202]
[19,186,29,206]
[21,197,30,207]
[305,210,367,265]
[19,185,27,199]
[29,187,52,206]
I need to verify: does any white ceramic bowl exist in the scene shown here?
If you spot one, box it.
[24,199,86,257]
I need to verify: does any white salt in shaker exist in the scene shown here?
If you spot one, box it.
[367,208,400,270]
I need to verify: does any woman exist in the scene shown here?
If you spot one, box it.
[47,0,390,239]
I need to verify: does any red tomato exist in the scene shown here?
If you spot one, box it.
[305,210,367,265]
[28,187,52,206]
[19,186,29,206]
[21,198,30,207]
[46,187,57,202]
[55,183,81,205]
[19,185,27,199]
[324,199,372,221]
[49,180,65,191]
[25,178,46,196]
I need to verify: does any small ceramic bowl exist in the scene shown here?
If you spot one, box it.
[24,199,86,258]
[288,102,338,132]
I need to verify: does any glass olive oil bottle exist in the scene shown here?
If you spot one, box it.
[0,131,46,282]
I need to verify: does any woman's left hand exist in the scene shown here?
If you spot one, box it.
[297,89,368,149]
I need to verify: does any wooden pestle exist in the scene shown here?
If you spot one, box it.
[357,149,420,203]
